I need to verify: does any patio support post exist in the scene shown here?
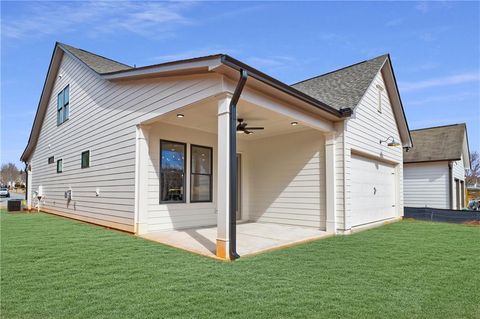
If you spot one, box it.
[216,95,232,259]
[325,132,337,233]
[135,125,151,235]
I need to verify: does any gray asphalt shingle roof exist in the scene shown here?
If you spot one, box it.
[403,124,466,163]
[59,43,132,74]
[291,54,388,111]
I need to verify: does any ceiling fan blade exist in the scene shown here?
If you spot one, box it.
[244,129,253,135]
[245,127,264,130]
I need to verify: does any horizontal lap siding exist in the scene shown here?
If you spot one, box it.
[452,157,466,209]
[30,54,221,232]
[404,162,449,209]
[452,157,466,181]
[247,130,326,229]
[344,71,404,229]
[146,123,218,232]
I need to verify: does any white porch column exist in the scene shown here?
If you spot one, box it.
[325,132,337,233]
[216,95,232,259]
[135,124,151,235]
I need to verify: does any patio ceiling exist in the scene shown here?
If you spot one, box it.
[157,99,313,140]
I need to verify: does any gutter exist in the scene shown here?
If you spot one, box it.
[220,55,351,119]
[228,69,248,260]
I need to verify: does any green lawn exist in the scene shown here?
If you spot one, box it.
[1,211,479,319]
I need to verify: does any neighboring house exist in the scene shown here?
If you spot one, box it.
[466,182,480,202]
[21,43,411,259]
[403,124,471,210]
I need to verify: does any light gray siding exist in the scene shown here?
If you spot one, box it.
[146,123,218,232]
[403,162,450,209]
[247,130,326,229]
[452,156,466,209]
[343,70,404,229]
[404,158,466,210]
[29,53,222,231]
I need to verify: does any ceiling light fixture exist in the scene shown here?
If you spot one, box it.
[291,121,298,126]
[176,114,184,118]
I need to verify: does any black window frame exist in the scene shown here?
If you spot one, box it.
[56,159,63,173]
[159,140,187,204]
[48,156,54,164]
[81,150,90,169]
[190,144,213,203]
[57,85,70,126]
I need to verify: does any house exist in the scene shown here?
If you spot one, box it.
[403,124,470,210]
[21,43,411,259]
[467,182,480,202]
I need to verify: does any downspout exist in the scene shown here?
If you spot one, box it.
[448,161,453,209]
[229,69,248,260]
[23,161,28,201]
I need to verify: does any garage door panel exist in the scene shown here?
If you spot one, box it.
[351,154,396,227]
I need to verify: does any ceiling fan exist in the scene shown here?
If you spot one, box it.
[236,118,264,135]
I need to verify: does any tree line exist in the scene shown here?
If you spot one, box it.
[0,163,26,188]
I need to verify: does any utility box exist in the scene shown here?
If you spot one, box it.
[7,200,21,212]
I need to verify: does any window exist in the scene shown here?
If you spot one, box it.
[376,84,384,113]
[81,151,90,168]
[57,85,70,125]
[57,159,63,173]
[190,145,213,202]
[48,156,54,164]
[160,140,186,203]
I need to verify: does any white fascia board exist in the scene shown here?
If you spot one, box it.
[101,57,223,80]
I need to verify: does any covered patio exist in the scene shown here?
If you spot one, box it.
[134,72,339,260]
[141,222,330,258]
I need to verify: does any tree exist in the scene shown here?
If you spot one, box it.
[18,169,26,185]
[466,151,480,185]
[0,163,21,186]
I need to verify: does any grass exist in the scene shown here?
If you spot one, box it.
[1,211,479,319]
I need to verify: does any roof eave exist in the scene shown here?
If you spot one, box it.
[21,42,63,162]
[21,47,355,162]
[404,158,462,164]
[382,55,413,148]
[463,125,471,169]
[220,55,346,118]
[101,54,225,80]
[101,53,346,118]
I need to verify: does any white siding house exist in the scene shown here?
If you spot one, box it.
[403,124,470,210]
[21,43,412,259]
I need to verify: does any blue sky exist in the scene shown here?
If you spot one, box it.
[1,1,479,167]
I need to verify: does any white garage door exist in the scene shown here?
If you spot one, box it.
[351,154,397,227]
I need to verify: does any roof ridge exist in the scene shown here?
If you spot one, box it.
[58,42,132,69]
[411,123,466,132]
[291,53,389,86]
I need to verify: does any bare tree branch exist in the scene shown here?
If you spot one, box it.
[466,151,480,185]
[0,163,21,186]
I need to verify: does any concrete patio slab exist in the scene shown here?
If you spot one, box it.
[140,222,330,258]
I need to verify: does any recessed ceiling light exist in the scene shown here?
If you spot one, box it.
[176,114,184,118]
[291,121,298,126]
